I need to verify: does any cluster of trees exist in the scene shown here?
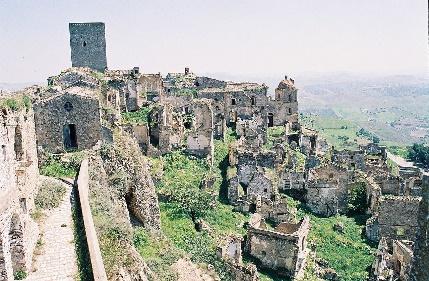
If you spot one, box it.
[408,143,429,167]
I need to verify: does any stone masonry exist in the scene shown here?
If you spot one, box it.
[69,22,107,72]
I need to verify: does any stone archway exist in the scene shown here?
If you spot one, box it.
[9,214,26,276]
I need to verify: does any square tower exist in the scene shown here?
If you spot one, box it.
[69,22,107,72]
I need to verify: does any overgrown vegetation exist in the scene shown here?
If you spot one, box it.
[264,126,285,149]
[347,182,368,215]
[121,106,152,125]
[140,128,245,280]
[293,197,375,281]
[40,152,84,178]
[0,95,31,112]
[176,88,198,98]
[13,270,27,280]
[34,180,66,210]
[144,125,374,280]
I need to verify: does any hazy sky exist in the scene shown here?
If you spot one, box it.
[0,0,427,83]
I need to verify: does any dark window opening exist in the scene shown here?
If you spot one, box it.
[231,98,236,105]
[63,124,78,150]
[64,102,73,112]
[83,41,87,47]
[149,133,159,147]
[310,137,316,150]
[14,126,23,161]
[249,203,257,213]
[167,88,171,93]
[267,113,274,127]
[264,188,268,193]
[19,198,27,213]
[288,108,292,114]
[251,97,256,106]
[1,145,6,161]
[184,120,192,129]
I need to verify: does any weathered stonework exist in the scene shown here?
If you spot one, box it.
[246,214,310,278]
[33,90,102,153]
[69,22,107,72]
[0,104,39,281]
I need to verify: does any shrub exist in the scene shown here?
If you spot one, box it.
[40,152,84,178]
[13,270,27,280]
[35,180,66,209]
[121,106,152,125]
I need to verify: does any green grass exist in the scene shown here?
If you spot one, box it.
[121,106,152,125]
[40,152,84,178]
[142,128,242,280]
[296,201,375,281]
[300,114,367,150]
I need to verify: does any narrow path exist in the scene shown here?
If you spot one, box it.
[26,179,78,281]
[386,151,415,168]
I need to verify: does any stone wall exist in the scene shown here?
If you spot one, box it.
[76,159,108,280]
[69,22,107,72]
[305,164,350,216]
[246,214,310,278]
[185,99,214,162]
[0,105,39,280]
[378,195,422,242]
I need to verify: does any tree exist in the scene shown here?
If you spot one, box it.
[171,186,212,222]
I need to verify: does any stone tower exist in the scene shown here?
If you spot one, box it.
[69,22,107,72]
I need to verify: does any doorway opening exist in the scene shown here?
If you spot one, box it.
[267,113,274,127]
[63,124,78,150]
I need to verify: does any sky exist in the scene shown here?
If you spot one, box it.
[0,0,427,83]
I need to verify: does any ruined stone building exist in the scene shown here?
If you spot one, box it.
[305,164,351,216]
[33,89,102,153]
[246,214,310,279]
[0,100,39,281]
[216,235,259,281]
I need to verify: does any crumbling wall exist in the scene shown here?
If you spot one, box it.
[139,74,163,102]
[0,105,39,280]
[378,195,422,242]
[246,214,310,278]
[185,99,214,161]
[305,164,350,216]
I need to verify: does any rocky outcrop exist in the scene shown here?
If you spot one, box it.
[99,131,161,234]
[87,132,161,280]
